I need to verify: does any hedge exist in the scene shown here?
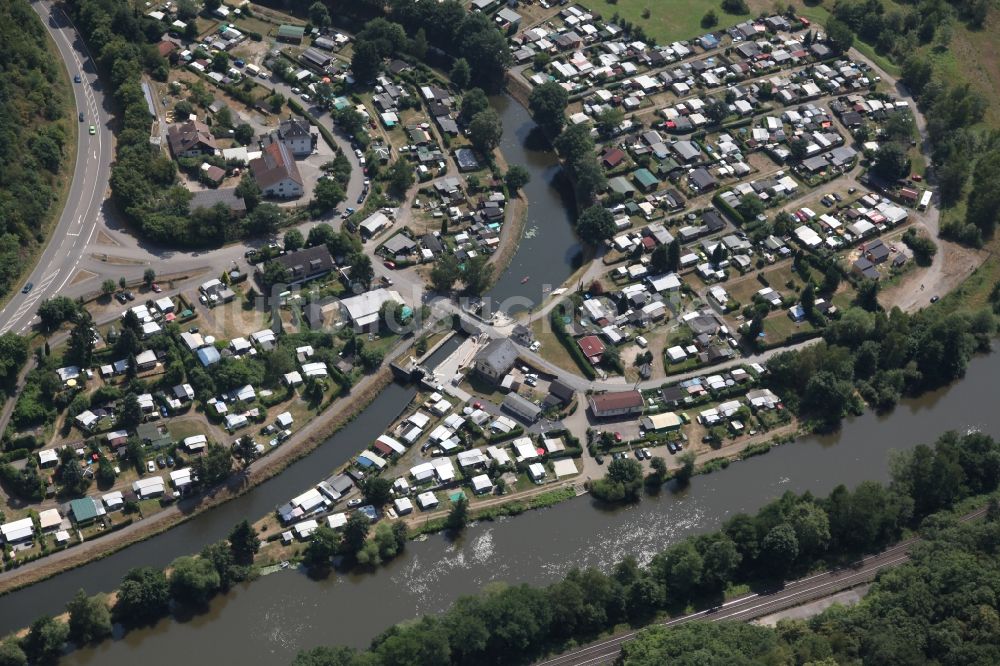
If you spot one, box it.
[549,309,597,380]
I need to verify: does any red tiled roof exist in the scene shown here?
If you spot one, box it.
[577,335,606,360]
[589,390,643,413]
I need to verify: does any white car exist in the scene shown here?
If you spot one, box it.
[146,460,156,473]
[636,336,648,348]
[529,341,541,351]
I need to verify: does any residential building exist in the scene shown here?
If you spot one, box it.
[250,141,303,199]
[167,119,218,158]
[588,390,644,418]
[472,339,519,383]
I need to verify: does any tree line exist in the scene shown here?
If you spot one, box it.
[620,499,1000,664]
[764,303,994,428]
[290,429,1000,666]
[0,520,261,665]
[0,0,73,300]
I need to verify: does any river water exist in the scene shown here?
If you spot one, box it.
[485,95,582,310]
[63,348,1000,664]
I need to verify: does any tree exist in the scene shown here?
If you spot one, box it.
[236,174,261,211]
[101,279,116,296]
[232,435,260,469]
[459,88,490,125]
[349,253,374,289]
[736,194,765,222]
[826,18,855,53]
[721,0,749,13]
[192,442,233,487]
[234,123,255,145]
[591,457,643,502]
[430,253,461,292]
[261,260,291,288]
[0,639,26,666]
[309,1,331,27]
[675,451,697,486]
[386,159,414,196]
[468,109,503,155]
[702,9,719,27]
[450,58,471,89]
[446,495,469,532]
[528,81,569,137]
[228,519,260,565]
[21,616,67,666]
[284,228,305,251]
[504,165,531,193]
[334,107,366,137]
[361,476,393,507]
[873,143,911,181]
[114,567,170,626]
[169,555,221,607]
[462,254,493,295]
[142,268,156,288]
[576,205,615,245]
[311,178,346,214]
[68,311,95,367]
[351,40,381,85]
[801,282,816,319]
[595,107,624,137]
[118,392,142,430]
[761,523,799,574]
[303,526,339,575]
[342,512,371,556]
[409,27,428,60]
[857,278,880,312]
[37,296,78,332]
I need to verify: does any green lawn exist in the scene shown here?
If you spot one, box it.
[604,0,743,44]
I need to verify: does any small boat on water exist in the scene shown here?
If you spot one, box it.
[521,276,530,284]
[279,561,290,569]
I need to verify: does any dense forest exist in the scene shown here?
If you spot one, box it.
[290,430,1000,666]
[0,0,71,298]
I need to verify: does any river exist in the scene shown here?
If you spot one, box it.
[63,347,1000,664]
[485,95,583,310]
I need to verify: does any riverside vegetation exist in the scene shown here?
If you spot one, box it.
[288,430,1000,665]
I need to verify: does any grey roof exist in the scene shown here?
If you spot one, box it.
[382,234,416,255]
[189,187,246,213]
[475,338,518,375]
[549,379,575,402]
[502,392,542,421]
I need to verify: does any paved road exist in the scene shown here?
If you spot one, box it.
[535,505,989,666]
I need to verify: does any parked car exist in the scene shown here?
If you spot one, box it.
[930,295,940,303]
[156,456,166,468]
[383,260,396,269]
[347,498,363,507]
[125,291,135,301]
[115,292,128,304]
[166,455,175,467]
[595,455,605,465]
[146,460,156,473]
[642,448,652,459]
[151,282,162,293]
[668,442,679,454]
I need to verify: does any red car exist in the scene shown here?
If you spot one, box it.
[383,260,396,269]
[614,432,622,442]
[151,282,162,293]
